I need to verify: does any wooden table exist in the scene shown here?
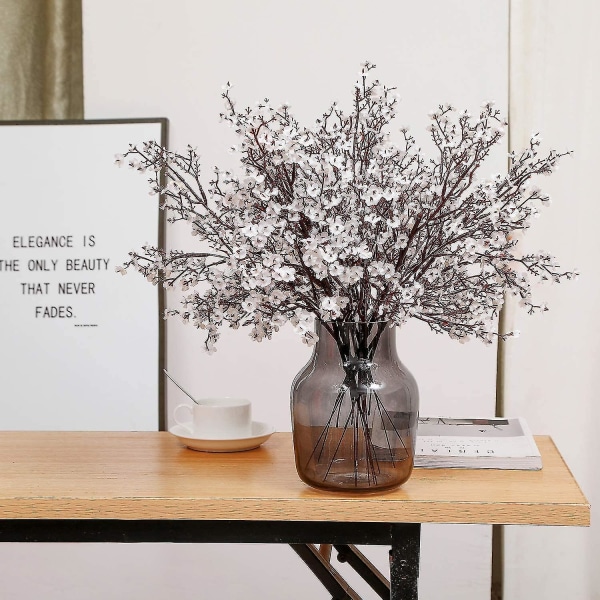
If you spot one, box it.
[0,432,590,599]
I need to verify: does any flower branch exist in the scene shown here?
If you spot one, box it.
[117,63,576,352]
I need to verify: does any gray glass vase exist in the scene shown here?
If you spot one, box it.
[291,320,419,492]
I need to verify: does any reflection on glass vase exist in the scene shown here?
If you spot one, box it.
[291,320,419,492]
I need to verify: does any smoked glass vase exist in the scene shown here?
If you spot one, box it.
[291,320,419,492]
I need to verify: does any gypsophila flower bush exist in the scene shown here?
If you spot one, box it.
[116,62,576,353]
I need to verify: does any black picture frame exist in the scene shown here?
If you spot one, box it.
[0,118,168,430]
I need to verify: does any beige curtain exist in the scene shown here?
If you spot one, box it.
[0,0,83,120]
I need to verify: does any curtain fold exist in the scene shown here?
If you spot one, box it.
[0,0,83,120]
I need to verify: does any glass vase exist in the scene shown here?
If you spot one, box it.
[291,320,419,492]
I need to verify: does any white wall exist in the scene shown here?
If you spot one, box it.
[88,2,507,599]
[2,3,591,598]
[79,2,508,599]
[503,1,598,598]
[0,2,509,599]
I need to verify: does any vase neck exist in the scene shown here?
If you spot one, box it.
[316,320,396,363]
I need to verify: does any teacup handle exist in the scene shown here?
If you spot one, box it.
[174,403,194,432]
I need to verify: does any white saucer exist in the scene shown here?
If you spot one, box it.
[169,421,275,453]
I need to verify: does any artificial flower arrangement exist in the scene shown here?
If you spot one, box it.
[117,62,574,350]
[116,63,574,490]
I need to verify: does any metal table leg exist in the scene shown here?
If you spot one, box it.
[390,523,421,600]
[290,544,362,599]
[291,524,421,600]
[334,544,390,599]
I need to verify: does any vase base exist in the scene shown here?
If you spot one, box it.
[293,423,414,492]
[297,462,413,493]
[299,475,408,496]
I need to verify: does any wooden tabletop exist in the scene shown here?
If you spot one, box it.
[0,432,589,526]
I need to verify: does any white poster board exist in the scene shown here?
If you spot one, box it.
[0,120,166,431]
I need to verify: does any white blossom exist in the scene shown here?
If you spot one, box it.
[273,265,296,282]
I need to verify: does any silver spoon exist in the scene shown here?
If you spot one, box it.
[163,369,199,404]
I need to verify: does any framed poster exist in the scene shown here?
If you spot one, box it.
[0,119,167,431]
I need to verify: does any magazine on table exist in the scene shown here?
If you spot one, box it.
[414,417,542,470]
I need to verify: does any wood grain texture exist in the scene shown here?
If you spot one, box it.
[0,432,589,526]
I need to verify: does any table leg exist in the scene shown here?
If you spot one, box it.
[334,545,390,599]
[289,544,361,599]
[389,523,421,600]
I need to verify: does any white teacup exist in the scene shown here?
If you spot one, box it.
[174,398,252,439]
